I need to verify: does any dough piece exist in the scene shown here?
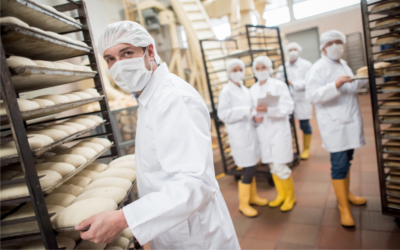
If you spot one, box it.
[62,147,97,160]
[0,17,29,28]
[3,204,64,221]
[79,115,104,124]
[377,51,400,60]
[65,176,92,188]
[67,118,96,128]
[109,155,135,167]
[28,134,54,146]
[17,99,40,111]
[75,142,104,153]
[62,94,82,102]
[76,241,107,250]
[35,162,75,177]
[20,236,75,250]
[375,17,400,28]
[121,228,133,238]
[58,231,81,242]
[36,94,70,104]
[45,154,87,167]
[72,187,126,204]
[375,34,400,44]
[70,91,92,99]
[356,66,368,77]
[45,193,76,207]
[92,169,136,182]
[33,60,55,68]
[6,56,36,68]
[84,138,112,147]
[27,129,68,141]
[82,88,100,97]
[0,170,62,201]
[86,163,108,172]
[110,237,130,249]
[106,246,123,250]
[58,62,79,70]
[109,161,135,170]
[83,177,132,192]
[46,125,78,135]
[76,170,99,179]
[61,122,86,131]
[30,98,55,108]
[52,198,118,228]
[53,184,83,196]
[371,1,400,12]
[52,62,70,70]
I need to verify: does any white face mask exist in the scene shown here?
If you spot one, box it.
[109,53,153,93]
[230,71,244,83]
[255,70,269,81]
[325,43,344,61]
[288,50,299,61]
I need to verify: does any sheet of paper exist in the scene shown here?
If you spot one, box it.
[257,95,279,115]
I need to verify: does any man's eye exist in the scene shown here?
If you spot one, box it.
[125,51,133,56]
[107,58,114,63]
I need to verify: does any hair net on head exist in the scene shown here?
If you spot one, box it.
[226,59,245,74]
[98,21,161,61]
[286,42,302,53]
[253,56,273,74]
[319,30,346,50]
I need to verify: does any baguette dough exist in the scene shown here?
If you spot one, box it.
[121,228,133,238]
[52,62,70,70]
[35,162,75,177]
[53,184,83,196]
[110,237,130,249]
[75,142,104,153]
[86,163,108,172]
[27,129,68,141]
[33,60,55,68]
[20,236,75,250]
[52,197,118,228]
[85,138,112,147]
[62,94,82,102]
[0,16,29,28]
[65,176,92,188]
[68,118,96,128]
[83,177,132,192]
[109,155,135,167]
[70,91,92,99]
[17,99,40,111]
[72,187,127,204]
[61,122,86,131]
[45,154,87,167]
[46,125,78,135]
[82,88,100,97]
[76,241,107,250]
[92,169,136,182]
[36,94,70,104]
[45,193,76,207]
[28,134,54,146]
[62,147,97,160]
[6,56,36,67]
[76,170,99,179]
[109,161,135,170]
[30,98,55,108]
[3,204,64,221]
[79,115,103,124]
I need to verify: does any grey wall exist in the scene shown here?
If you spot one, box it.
[286,27,320,63]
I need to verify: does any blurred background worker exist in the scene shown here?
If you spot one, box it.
[276,42,313,160]
[218,59,267,218]
[250,56,296,212]
[305,30,368,228]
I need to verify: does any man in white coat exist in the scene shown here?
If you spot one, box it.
[75,21,240,249]
[305,30,368,228]
[276,42,313,160]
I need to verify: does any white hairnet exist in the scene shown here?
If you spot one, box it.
[319,30,346,50]
[226,59,245,74]
[286,42,302,53]
[253,56,273,74]
[98,21,161,61]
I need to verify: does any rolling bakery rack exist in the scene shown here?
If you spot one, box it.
[0,0,140,249]
[200,25,300,185]
[361,0,400,226]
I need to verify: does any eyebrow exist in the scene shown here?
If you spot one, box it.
[103,46,134,60]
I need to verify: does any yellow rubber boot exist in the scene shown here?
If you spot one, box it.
[280,176,296,212]
[238,181,258,217]
[300,134,312,160]
[269,174,286,207]
[249,177,268,206]
[332,179,355,227]
[346,173,367,206]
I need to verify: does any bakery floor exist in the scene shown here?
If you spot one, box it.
[143,94,400,249]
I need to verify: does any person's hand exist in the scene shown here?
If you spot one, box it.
[76,210,129,244]
[335,75,353,88]
[288,80,293,86]
[254,116,264,124]
[256,104,268,112]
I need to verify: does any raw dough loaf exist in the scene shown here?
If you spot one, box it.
[72,187,126,204]
[0,170,62,201]
[53,184,83,196]
[70,91,92,99]
[76,170,99,179]
[375,17,400,28]
[75,142,104,153]
[3,204,64,221]
[62,94,81,102]
[121,228,133,238]
[83,177,132,192]
[52,197,118,228]
[109,161,135,170]
[0,17,29,28]
[52,62,70,70]
[46,125,78,135]
[86,163,108,172]
[27,129,68,141]
[58,231,81,242]
[62,147,97,160]
[109,155,135,167]
[377,51,400,60]
[33,60,55,68]
[28,134,54,146]
[35,162,75,177]
[15,99,40,112]
[76,241,107,250]
[82,88,100,97]
[375,34,400,44]
[58,62,79,70]
[6,56,36,67]
[36,94,70,104]
[85,138,112,147]
[45,154,87,167]
[30,98,55,108]
[371,1,400,12]
[61,122,86,131]
[110,237,130,249]
[92,169,136,182]
[45,193,76,207]
[67,118,96,128]
[20,236,75,250]
[65,176,92,188]
[79,115,103,124]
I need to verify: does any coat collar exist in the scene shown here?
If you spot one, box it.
[138,63,169,107]
[227,80,244,91]
[321,54,346,66]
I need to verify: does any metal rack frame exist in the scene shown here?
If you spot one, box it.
[200,24,300,183]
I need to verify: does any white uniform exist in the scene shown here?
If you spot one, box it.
[276,57,313,120]
[305,54,368,153]
[217,81,260,167]
[249,78,294,179]
[123,64,240,249]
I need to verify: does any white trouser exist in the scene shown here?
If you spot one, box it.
[270,163,291,180]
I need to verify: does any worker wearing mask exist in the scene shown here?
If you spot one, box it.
[276,42,313,160]
[218,59,267,218]
[75,21,240,249]
[250,56,296,212]
[305,30,368,228]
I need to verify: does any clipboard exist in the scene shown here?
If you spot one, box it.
[257,95,279,115]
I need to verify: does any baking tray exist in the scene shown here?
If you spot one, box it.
[373,38,400,46]
[352,76,369,80]
[371,20,400,31]
[9,66,97,92]
[1,24,91,61]
[0,96,104,125]
[1,0,82,33]
[0,120,106,166]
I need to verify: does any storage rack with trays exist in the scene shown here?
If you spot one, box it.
[361,0,400,226]
[200,24,300,185]
[0,0,140,248]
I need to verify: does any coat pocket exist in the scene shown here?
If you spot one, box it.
[153,220,191,245]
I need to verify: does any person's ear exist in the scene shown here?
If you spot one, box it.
[146,44,155,61]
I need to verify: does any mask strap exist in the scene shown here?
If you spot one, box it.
[143,47,153,73]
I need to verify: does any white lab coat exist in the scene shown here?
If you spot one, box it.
[123,64,240,249]
[305,54,368,153]
[276,57,313,120]
[249,77,294,164]
[217,81,260,167]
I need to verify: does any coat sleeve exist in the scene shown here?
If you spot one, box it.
[217,89,251,124]
[267,83,294,118]
[275,65,285,82]
[123,96,218,244]
[305,66,340,104]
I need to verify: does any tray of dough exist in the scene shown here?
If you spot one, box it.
[387,174,400,184]
[10,66,97,92]
[0,96,104,125]
[351,76,369,80]
[1,23,91,61]
[1,0,82,33]
[378,84,400,93]
[379,110,400,124]
[373,37,400,46]
[369,1,400,14]
[371,19,400,31]
[0,119,106,166]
